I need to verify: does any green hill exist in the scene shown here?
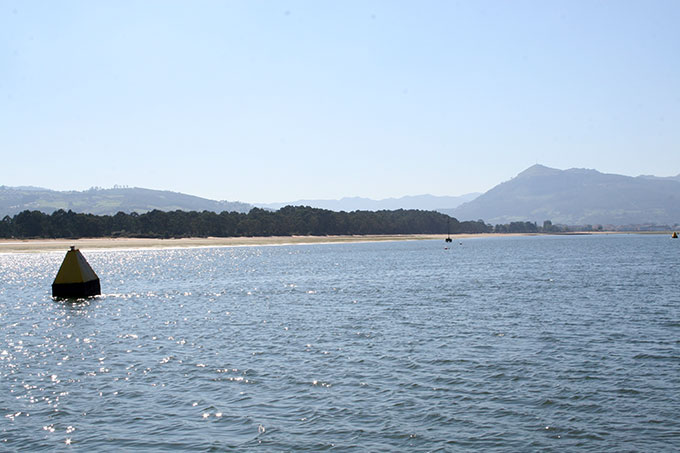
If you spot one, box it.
[0,186,251,217]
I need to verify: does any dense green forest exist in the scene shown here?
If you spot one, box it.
[0,207,496,239]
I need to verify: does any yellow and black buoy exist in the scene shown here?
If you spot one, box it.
[52,246,101,298]
[673,231,678,239]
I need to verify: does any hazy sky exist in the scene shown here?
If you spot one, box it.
[2,1,679,203]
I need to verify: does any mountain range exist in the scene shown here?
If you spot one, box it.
[255,193,480,212]
[449,164,680,226]
[0,186,477,218]
[2,164,679,226]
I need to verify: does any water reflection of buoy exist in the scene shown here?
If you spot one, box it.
[52,246,101,298]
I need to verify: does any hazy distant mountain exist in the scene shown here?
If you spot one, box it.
[257,193,480,212]
[450,164,680,226]
[0,186,251,217]
[638,174,680,183]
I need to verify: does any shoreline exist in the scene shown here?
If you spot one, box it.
[0,231,665,253]
[0,233,538,253]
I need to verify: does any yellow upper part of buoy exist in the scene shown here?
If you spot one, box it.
[53,247,99,284]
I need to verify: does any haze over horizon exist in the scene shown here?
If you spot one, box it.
[2,1,679,203]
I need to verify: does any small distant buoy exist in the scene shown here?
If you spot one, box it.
[673,232,678,239]
[52,246,101,298]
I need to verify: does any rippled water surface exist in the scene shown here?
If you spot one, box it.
[1,235,679,451]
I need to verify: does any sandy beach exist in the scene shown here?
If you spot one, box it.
[0,234,451,253]
[0,233,543,253]
[1,232,652,253]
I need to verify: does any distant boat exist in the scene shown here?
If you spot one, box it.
[445,219,452,243]
[673,232,678,239]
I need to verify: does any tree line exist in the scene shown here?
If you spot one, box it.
[492,220,574,233]
[0,207,494,239]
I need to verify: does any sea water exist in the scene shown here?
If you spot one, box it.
[1,235,678,451]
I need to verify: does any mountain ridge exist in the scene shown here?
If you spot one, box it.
[451,164,680,226]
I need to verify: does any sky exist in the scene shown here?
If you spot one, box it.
[1,1,679,203]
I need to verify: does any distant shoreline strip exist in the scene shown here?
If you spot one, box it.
[0,231,665,254]
[0,234,529,253]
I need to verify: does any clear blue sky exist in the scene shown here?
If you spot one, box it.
[2,1,678,203]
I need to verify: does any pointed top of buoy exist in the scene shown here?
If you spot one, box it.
[53,248,98,284]
[52,248,101,298]
[673,231,678,239]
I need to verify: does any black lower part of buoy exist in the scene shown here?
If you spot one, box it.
[52,279,101,298]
